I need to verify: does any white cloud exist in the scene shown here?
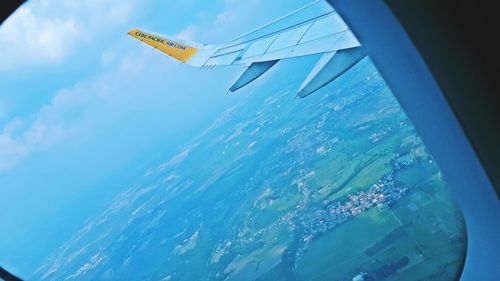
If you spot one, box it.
[0,0,141,168]
[0,89,82,171]
[175,25,197,42]
[0,0,293,171]
[0,43,168,171]
[214,11,231,25]
[0,134,29,170]
[0,5,81,70]
[0,0,135,71]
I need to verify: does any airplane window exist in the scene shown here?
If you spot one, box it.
[0,1,466,280]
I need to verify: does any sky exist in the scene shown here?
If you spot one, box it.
[0,0,313,274]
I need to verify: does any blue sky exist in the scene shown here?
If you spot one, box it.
[0,0,313,274]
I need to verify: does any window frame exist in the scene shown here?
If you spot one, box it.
[328,0,500,279]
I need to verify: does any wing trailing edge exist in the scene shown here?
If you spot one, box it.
[229,60,279,93]
[298,47,366,97]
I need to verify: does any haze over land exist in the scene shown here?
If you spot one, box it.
[34,58,466,281]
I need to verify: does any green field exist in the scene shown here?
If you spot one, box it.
[295,159,466,281]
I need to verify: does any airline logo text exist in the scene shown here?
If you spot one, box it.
[135,31,187,50]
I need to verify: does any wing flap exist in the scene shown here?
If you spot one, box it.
[229,60,279,92]
[298,47,366,97]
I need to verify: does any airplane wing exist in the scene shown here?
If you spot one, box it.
[127,0,364,97]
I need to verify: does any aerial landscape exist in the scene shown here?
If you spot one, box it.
[32,57,466,281]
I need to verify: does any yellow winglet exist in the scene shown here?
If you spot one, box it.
[128,28,199,63]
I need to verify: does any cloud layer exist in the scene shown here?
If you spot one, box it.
[0,0,134,70]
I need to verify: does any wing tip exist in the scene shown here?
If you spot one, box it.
[127,28,140,36]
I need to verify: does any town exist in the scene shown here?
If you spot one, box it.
[297,173,408,255]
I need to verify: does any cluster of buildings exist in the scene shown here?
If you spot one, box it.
[368,126,393,143]
[297,174,408,250]
[391,154,416,170]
